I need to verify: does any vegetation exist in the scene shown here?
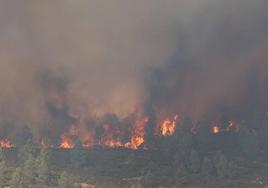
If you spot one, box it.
[0,116,267,188]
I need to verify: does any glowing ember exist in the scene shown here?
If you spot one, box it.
[226,121,239,132]
[104,139,125,148]
[82,140,93,148]
[0,139,15,148]
[161,115,178,136]
[59,135,75,149]
[212,125,220,134]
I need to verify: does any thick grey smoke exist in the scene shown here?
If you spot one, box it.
[0,0,267,140]
[145,0,268,121]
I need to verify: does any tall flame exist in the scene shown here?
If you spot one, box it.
[102,116,149,149]
[129,116,148,149]
[58,125,77,149]
[161,115,178,136]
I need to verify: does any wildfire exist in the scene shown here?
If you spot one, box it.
[226,121,239,132]
[212,125,220,134]
[41,112,243,150]
[0,139,15,148]
[101,116,149,149]
[129,116,148,149]
[104,139,125,148]
[161,115,178,136]
[82,141,93,148]
[59,135,75,149]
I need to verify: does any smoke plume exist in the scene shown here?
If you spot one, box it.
[0,0,267,142]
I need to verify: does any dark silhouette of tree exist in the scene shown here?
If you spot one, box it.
[195,117,212,151]
[70,140,88,168]
[13,126,33,148]
[238,125,259,158]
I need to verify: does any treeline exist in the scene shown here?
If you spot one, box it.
[130,116,267,187]
[0,142,77,188]
[0,115,267,187]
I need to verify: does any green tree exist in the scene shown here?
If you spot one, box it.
[214,151,228,178]
[142,170,154,187]
[10,167,25,188]
[13,126,33,148]
[23,154,37,186]
[36,148,52,186]
[0,148,5,161]
[57,171,73,188]
[130,183,143,188]
[18,139,35,162]
[189,150,201,173]
[70,140,88,168]
[0,161,6,187]
[174,161,188,178]
[201,157,215,176]
[173,151,188,177]
[195,117,212,150]
[239,126,259,158]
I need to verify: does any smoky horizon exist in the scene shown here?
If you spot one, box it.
[0,0,267,148]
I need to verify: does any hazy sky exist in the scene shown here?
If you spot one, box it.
[0,0,267,132]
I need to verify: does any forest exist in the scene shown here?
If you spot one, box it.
[0,113,268,188]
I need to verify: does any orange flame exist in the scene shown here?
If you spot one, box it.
[82,142,93,148]
[59,135,75,149]
[0,139,15,148]
[161,115,178,136]
[212,125,220,134]
[129,116,148,149]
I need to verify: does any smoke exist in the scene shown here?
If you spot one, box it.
[0,1,267,141]
[145,0,268,121]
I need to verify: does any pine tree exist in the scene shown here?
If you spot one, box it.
[0,148,5,161]
[189,150,201,173]
[201,157,215,176]
[0,148,6,186]
[195,117,212,150]
[36,148,52,186]
[18,139,35,162]
[0,161,6,187]
[214,151,228,178]
[130,183,142,188]
[142,170,154,187]
[13,126,33,148]
[239,126,259,158]
[57,171,73,188]
[174,161,188,178]
[23,154,37,186]
[9,167,25,188]
[70,140,88,168]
